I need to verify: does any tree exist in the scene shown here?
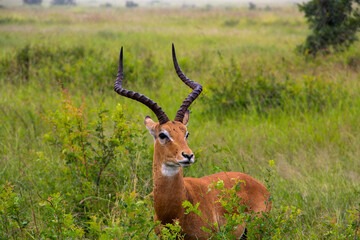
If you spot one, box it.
[125,1,138,8]
[298,0,360,56]
[51,0,76,5]
[249,2,256,10]
[23,0,42,5]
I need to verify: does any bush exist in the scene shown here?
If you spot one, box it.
[16,44,30,82]
[23,0,42,5]
[182,161,302,239]
[0,44,163,90]
[126,1,138,8]
[202,60,348,118]
[223,19,239,27]
[298,0,360,56]
[182,160,360,239]
[0,182,28,239]
[51,0,76,6]
[249,2,256,10]
[1,91,359,238]
[40,91,154,233]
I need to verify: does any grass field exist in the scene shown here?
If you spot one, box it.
[0,5,360,239]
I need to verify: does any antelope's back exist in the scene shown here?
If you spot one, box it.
[185,171,271,214]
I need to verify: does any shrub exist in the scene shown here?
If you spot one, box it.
[0,44,163,90]
[38,193,84,239]
[322,202,360,239]
[86,191,157,239]
[0,91,160,238]
[41,90,153,230]
[16,44,30,82]
[249,2,256,10]
[182,160,302,239]
[223,19,239,27]
[51,0,76,6]
[23,0,42,5]
[182,160,360,239]
[126,1,138,8]
[0,182,28,239]
[298,0,360,56]
[202,61,348,118]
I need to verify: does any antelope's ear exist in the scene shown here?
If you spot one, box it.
[182,110,190,126]
[145,116,157,138]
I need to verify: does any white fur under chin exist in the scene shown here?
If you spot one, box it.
[161,163,180,177]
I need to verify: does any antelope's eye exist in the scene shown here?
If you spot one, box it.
[185,132,190,139]
[159,133,168,140]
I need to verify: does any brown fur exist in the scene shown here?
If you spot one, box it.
[145,116,271,239]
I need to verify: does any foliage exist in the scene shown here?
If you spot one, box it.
[38,193,84,239]
[16,44,30,82]
[223,19,239,27]
[0,44,163,89]
[126,1,138,8]
[298,0,360,55]
[203,59,348,118]
[0,90,203,239]
[41,90,152,217]
[23,0,42,5]
[0,182,28,239]
[182,161,300,239]
[86,191,156,239]
[0,7,360,239]
[182,161,360,239]
[322,203,360,239]
[249,2,256,10]
[100,3,112,8]
[160,220,185,240]
[36,91,155,238]
[51,0,76,6]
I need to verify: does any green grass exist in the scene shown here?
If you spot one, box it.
[0,6,359,239]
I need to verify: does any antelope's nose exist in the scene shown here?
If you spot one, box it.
[182,152,194,160]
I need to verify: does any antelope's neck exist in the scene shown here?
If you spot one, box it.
[152,154,187,223]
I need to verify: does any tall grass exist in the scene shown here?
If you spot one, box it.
[0,6,359,239]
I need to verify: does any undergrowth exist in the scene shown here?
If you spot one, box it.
[1,7,360,239]
[202,59,350,119]
[1,91,156,239]
[0,44,163,90]
[181,161,302,239]
[1,92,359,239]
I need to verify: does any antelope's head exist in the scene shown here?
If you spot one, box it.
[114,44,202,172]
[144,111,193,168]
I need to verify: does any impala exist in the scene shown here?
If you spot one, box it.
[114,44,271,239]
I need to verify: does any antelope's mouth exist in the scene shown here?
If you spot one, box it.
[177,159,194,167]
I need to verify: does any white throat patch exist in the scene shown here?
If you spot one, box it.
[161,163,180,177]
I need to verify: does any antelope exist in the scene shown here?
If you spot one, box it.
[114,44,271,239]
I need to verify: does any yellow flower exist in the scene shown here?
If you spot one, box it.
[269,160,275,167]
